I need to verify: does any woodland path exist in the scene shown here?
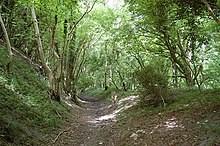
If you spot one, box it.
[47,95,119,146]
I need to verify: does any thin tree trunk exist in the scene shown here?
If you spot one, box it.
[31,6,51,76]
[62,19,67,86]
[202,0,220,26]
[65,41,75,94]
[104,60,108,90]
[132,53,145,69]
[0,13,13,71]
[172,62,178,88]
[50,14,61,101]
[117,70,127,91]
[110,67,119,90]
[31,6,59,101]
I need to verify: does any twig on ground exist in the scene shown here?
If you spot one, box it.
[160,95,166,107]
[55,110,61,118]
[52,127,71,143]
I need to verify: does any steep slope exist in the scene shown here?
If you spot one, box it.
[0,45,70,145]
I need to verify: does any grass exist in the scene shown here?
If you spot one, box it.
[167,88,220,108]
[211,125,220,134]
[0,46,71,145]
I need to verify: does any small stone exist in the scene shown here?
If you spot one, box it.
[136,129,145,134]
[130,133,138,141]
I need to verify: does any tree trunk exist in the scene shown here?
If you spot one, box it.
[64,20,76,94]
[31,7,50,76]
[104,60,108,90]
[50,14,61,102]
[65,43,75,94]
[172,62,178,88]
[31,6,60,101]
[110,67,119,89]
[117,70,127,91]
[0,13,13,71]
[163,31,195,88]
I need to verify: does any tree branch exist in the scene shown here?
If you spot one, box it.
[0,12,13,64]
[202,0,220,26]
[69,0,98,36]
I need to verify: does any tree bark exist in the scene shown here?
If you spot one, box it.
[31,6,60,101]
[110,67,119,90]
[31,6,51,76]
[65,31,76,94]
[117,70,127,91]
[0,12,13,71]
[50,14,61,101]
[163,31,195,87]
[172,62,178,88]
[104,60,108,90]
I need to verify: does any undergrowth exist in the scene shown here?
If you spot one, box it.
[85,87,137,102]
[116,87,220,126]
[0,46,71,145]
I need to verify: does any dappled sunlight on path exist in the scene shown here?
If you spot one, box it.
[87,95,139,124]
[164,117,185,129]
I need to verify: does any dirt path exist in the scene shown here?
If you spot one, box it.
[78,95,116,146]
[48,95,118,146]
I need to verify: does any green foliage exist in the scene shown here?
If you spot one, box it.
[124,0,220,89]
[86,87,115,101]
[217,0,220,7]
[85,86,137,103]
[77,73,94,91]
[91,4,117,31]
[135,62,168,107]
[211,125,220,135]
[203,51,220,89]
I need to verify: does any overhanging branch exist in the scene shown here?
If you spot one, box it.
[202,0,220,26]
[69,0,98,36]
